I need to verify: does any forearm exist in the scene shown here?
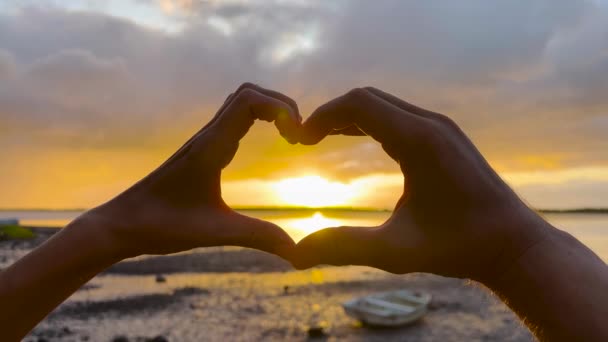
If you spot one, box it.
[488,223,608,341]
[0,214,123,341]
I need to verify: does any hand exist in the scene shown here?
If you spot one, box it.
[293,87,550,282]
[83,83,300,259]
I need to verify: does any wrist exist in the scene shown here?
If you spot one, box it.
[68,209,133,263]
[475,205,555,286]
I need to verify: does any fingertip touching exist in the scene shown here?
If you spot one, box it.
[211,86,301,146]
[230,213,296,261]
[234,82,302,144]
[291,226,378,269]
[298,97,352,145]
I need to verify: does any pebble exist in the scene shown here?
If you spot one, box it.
[307,326,327,339]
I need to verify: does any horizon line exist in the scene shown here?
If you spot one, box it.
[0,206,607,213]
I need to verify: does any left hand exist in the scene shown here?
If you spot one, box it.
[81,83,300,259]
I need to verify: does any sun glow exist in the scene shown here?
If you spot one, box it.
[272,175,357,207]
[287,212,344,236]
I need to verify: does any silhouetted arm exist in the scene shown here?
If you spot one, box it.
[0,216,121,341]
[0,83,300,341]
[294,87,608,341]
[489,220,608,341]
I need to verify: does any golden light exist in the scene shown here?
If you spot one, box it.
[272,175,357,207]
[288,212,343,233]
[280,212,345,242]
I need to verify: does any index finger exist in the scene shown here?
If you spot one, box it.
[211,87,300,145]
[299,88,427,147]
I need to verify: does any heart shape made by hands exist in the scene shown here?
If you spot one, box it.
[236,85,538,287]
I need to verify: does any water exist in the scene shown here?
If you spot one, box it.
[1,210,602,341]
[1,210,607,262]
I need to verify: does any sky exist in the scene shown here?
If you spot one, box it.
[0,0,607,210]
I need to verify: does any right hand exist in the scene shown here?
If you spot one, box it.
[293,87,551,283]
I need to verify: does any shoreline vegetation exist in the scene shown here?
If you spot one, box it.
[1,207,607,213]
[1,207,606,242]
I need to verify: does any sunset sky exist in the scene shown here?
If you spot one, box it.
[1,0,607,209]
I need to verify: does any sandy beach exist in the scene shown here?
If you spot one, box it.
[0,227,534,342]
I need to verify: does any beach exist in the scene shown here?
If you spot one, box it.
[3,210,608,341]
[1,227,533,342]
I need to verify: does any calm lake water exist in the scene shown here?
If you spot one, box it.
[1,209,607,262]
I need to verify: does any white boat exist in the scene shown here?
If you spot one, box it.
[0,218,19,226]
[342,289,432,327]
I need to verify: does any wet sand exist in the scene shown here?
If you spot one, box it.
[1,228,534,341]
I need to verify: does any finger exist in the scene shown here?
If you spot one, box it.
[291,226,382,269]
[221,213,296,260]
[299,88,427,147]
[198,83,301,146]
[161,84,299,169]
[229,83,302,142]
[363,87,440,120]
[209,91,239,126]
[210,88,300,145]
[159,92,238,168]
[236,82,302,122]
[328,125,367,136]
[203,91,238,128]
[200,83,280,136]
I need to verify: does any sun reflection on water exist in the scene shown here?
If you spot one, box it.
[288,212,343,233]
[272,212,345,242]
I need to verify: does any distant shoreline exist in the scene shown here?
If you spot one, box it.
[538,208,608,214]
[1,207,607,214]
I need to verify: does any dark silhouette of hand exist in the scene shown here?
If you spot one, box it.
[293,87,548,282]
[88,83,300,259]
[2,85,604,342]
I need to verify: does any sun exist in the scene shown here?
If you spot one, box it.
[272,175,356,207]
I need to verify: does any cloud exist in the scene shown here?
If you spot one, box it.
[0,50,17,80]
[298,1,586,86]
[23,50,131,122]
[157,0,196,14]
[0,0,607,183]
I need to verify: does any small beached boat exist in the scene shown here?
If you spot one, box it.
[342,289,432,327]
[0,218,19,226]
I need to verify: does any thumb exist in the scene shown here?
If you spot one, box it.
[221,212,296,261]
[291,226,382,269]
